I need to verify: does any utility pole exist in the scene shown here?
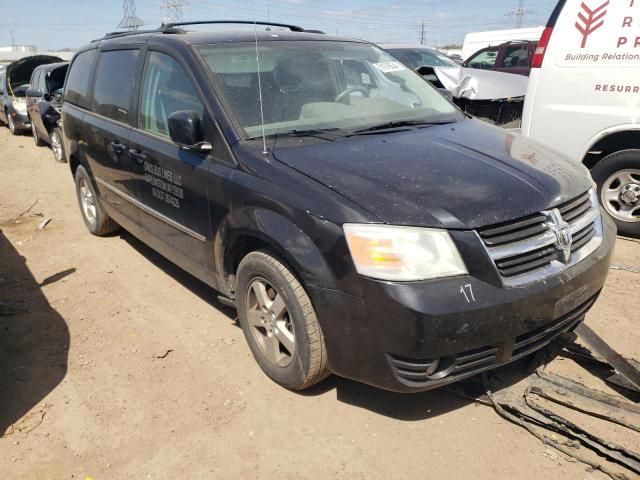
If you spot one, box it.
[419,19,426,45]
[507,0,532,28]
[10,30,16,47]
[161,0,188,24]
[118,0,145,31]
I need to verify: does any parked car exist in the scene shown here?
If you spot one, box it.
[464,41,538,76]
[0,55,62,135]
[382,44,528,128]
[522,0,640,237]
[26,62,69,162]
[63,21,615,393]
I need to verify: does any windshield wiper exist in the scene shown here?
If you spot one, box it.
[248,127,345,141]
[348,119,456,136]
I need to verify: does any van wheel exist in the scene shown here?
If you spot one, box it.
[32,121,45,147]
[236,250,329,390]
[591,149,640,237]
[50,128,66,163]
[74,165,119,236]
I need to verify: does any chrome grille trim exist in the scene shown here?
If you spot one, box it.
[478,189,603,287]
[487,207,600,261]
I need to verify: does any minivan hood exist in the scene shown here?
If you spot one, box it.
[272,119,591,229]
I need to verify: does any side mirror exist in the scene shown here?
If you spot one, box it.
[168,110,211,152]
[26,88,43,98]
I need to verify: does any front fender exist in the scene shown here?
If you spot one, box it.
[214,206,362,298]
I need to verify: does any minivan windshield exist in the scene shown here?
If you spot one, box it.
[197,41,463,138]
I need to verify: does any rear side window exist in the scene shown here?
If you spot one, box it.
[500,45,529,68]
[65,49,97,109]
[92,49,139,124]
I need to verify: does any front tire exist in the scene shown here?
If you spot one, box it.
[236,250,329,390]
[7,110,19,136]
[74,165,119,236]
[591,149,640,237]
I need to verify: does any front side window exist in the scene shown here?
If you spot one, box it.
[139,51,203,138]
[466,48,499,69]
[64,49,97,109]
[92,49,139,124]
[197,41,461,139]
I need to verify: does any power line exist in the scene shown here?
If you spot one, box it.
[161,0,189,24]
[118,0,145,31]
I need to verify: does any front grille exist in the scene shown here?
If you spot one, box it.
[387,294,598,387]
[479,191,601,283]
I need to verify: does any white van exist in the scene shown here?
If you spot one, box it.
[522,0,640,236]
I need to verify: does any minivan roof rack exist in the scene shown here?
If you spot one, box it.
[160,20,306,32]
[92,28,172,42]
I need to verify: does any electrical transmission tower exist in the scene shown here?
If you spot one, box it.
[507,0,533,28]
[418,19,426,45]
[161,0,189,24]
[118,0,145,31]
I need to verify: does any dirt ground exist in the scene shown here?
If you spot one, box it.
[0,126,638,480]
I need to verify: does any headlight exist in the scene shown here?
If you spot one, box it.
[343,224,468,281]
[13,99,27,114]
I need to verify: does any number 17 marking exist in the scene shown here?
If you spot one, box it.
[460,284,476,304]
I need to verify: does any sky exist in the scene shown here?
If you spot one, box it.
[0,0,559,51]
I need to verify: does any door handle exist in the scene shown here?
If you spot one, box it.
[128,149,147,165]
[110,141,126,155]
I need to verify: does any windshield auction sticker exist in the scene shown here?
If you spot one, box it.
[557,0,640,67]
[373,61,407,73]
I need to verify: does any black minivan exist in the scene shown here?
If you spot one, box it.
[62,22,615,393]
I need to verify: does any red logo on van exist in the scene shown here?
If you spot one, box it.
[575,1,610,48]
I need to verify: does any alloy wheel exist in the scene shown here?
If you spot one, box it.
[245,278,296,368]
[7,112,15,134]
[51,132,64,162]
[601,169,640,223]
[79,178,97,227]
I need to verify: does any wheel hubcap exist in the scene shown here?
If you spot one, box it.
[601,169,640,223]
[52,133,63,160]
[79,178,97,226]
[246,278,295,368]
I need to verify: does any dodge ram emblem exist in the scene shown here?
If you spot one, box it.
[544,208,573,264]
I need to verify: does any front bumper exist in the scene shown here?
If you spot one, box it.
[311,214,616,393]
[9,108,30,130]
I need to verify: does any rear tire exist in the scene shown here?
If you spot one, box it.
[591,149,640,238]
[50,128,66,163]
[74,165,119,236]
[236,250,329,390]
[32,121,45,146]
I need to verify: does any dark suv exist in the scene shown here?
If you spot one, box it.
[27,62,69,162]
[62,22,615,393]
